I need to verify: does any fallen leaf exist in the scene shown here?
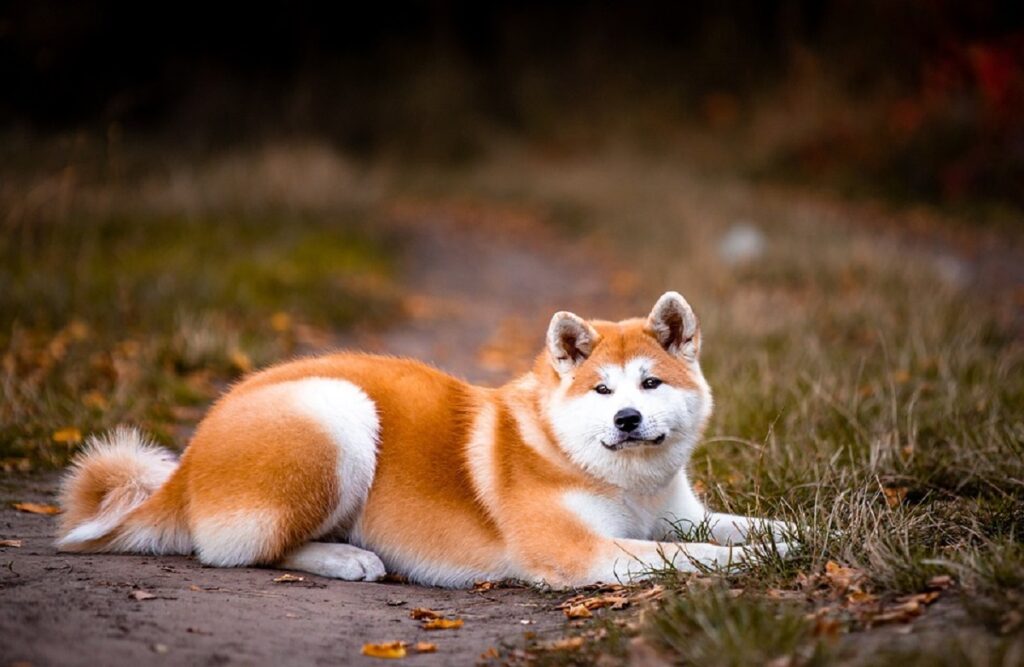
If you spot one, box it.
[153,643,169,654]
[564,604,593,619]
[131,589,157,601]
[824,561,864,593]
[362,641,407,659]
[52,427,83,444]
[883,486,908,508]
[413,642,437,654]
[422,618,464,630]
[542,637,584,652]
[273,574,305,583]
[632,585,665,602]
[480,647,500,660]
[0,539,23,548]
[927,575,953,590]
[409,607,443,620]
[385,598,407,607]
[13,502,62,515]
[472,580,495,592]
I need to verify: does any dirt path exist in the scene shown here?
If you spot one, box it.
[0,214,625,667]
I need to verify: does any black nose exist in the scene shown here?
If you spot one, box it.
[614,408,643,432]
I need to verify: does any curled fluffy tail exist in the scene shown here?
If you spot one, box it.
[56,426,190,554]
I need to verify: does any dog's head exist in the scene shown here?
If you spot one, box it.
[538,291,713,491]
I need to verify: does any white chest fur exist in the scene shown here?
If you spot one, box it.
[562,487,673,540]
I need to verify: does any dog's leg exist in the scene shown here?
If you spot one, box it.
[278,542,387,581]
[655,471,794,545]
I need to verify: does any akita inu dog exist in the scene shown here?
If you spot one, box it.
[56,292,790,587]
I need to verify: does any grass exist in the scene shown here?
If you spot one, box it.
[1,148,402,469]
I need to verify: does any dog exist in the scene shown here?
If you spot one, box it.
[56,291,790,587]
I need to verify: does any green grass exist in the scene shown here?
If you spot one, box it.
[1,206,401,469]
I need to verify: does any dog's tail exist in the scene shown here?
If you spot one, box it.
[56,426,191,555]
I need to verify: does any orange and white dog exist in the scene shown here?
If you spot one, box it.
[56,292,790,587]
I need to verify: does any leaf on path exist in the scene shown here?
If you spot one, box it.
[385,598,407,606]
[541,637,584,652]
[362,641,407,659]
[824,561,864,593]
[413,642,437,654]
[560,594,630,612]
[13,502,62,515]
[0,539,23,547]
[131,589,157,601]
[564,604,593,619]
[409,607,443,620]
[273,574,305,583]
[472,580,495,592]
[52,427,83,444]
[152,643,170,654]
[422,618,464,630]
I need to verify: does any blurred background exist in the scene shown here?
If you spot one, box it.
[3,0,1024,205]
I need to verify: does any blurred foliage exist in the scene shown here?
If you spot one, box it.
[2,1,1022,209]
[0,211,401,468]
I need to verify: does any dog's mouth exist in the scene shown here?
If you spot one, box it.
[601,433,667,451]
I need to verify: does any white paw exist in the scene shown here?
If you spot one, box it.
[280,543,387,581]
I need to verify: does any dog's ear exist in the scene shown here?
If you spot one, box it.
[547,311,598,376]
[646,291,700,360]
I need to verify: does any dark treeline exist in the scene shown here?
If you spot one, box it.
[2,1,1023,205]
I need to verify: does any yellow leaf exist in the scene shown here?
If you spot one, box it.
[13,502,62,515]
[52,427,83,444]
[564,604,592,619]
[422,618,463,630]
[0,539,23,547]
[413,642,437,654]
[361,642,407,659]
[273,574,305,583]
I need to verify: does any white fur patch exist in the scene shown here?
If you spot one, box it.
[279,542,387,581]
[193,510,279,567]
[288,377,381,538]
[563,488,672,540]
[465,400,499,511]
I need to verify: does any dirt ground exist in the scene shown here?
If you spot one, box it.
[0,217,620,667]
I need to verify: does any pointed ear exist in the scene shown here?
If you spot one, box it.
[646,291,700,360]
[546,311,598,376]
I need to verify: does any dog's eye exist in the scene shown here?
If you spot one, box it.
[594,384,612,395]
[642,377,663,390]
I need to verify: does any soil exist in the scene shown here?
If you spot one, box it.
[0,214,625,667]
